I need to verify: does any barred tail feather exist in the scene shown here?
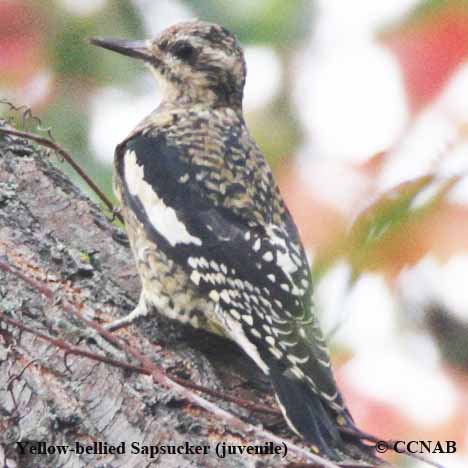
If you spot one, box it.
[270,367,343,460]
[270,367,381,464]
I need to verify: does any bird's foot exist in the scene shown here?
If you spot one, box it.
[105,295,148,332]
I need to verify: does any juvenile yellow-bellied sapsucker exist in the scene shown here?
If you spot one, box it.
[91,21,379,463]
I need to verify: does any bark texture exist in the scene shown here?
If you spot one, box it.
[0,127,288,468]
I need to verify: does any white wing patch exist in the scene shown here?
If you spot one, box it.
[125,150,202,247]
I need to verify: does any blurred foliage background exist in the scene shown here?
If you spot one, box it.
[1,1,468,466]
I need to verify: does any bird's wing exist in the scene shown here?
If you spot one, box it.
[116,130,349,421]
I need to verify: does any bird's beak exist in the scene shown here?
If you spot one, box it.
[89,37,152,62]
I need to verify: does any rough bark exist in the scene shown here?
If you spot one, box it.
[0,126,290,468]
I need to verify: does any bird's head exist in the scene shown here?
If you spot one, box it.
[90,21,246,109]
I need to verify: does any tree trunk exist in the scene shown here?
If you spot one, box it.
[0,126,286,468]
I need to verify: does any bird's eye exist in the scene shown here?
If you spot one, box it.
[171,41,196,62]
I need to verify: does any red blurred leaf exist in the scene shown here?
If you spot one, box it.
[0,1,46,85]
[385,2,468,111]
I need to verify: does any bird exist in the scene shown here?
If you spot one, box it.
[90,21,380,463]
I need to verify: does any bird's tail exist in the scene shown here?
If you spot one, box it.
[270,367,381,464]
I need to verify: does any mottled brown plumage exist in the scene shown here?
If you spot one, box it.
[90,21,380,464]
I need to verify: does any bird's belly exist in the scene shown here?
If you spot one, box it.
[125,212,226,336]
